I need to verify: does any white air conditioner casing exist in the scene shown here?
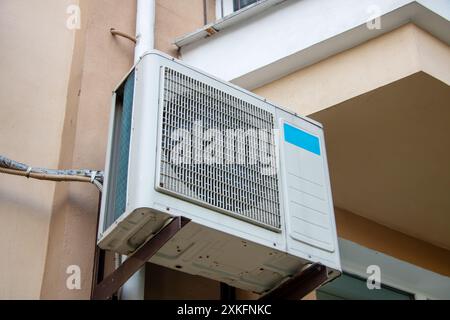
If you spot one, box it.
[98,51,341,293]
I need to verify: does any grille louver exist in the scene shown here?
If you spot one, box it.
[158,67,281,230]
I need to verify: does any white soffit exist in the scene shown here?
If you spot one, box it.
[179,0,450,90]
[339,238,450,300]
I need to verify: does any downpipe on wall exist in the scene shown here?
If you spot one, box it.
[119,0,156,300]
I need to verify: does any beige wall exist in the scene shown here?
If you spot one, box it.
[155,0,212,57]
[40,0,137,299]
[0,0,77,299]
[254,24,449,116]
[311,72,450,251]
[336,208,450,277]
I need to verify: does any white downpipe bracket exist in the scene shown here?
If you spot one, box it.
[121,0,156,300]
[134,0,155,63]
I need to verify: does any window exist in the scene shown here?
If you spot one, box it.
[233,0,258,11]
[216,0,259,19]
[317,273,414,300]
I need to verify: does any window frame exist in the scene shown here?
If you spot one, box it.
[233,0,259,11]
[338,238,441,300]
[215,0,234,19]
[317,272,415,300]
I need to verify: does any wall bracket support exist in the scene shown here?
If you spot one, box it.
[259,263,329,300]
[91,216,190,300]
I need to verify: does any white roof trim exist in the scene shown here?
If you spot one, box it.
[174,0,287,48]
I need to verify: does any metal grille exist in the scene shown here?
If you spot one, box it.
[159,67,281,230]
[104,71,135,232]
[113,71,134,222]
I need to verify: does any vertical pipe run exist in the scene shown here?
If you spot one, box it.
[134,0,155,62]
[120,0,156,300]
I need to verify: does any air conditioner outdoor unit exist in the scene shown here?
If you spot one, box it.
[98,51,341,294]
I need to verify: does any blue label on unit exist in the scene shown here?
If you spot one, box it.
[284,123,321,155]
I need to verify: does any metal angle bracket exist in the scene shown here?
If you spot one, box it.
[259,263,329,300]
[92,216,191,300]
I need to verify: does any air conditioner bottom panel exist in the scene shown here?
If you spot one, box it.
[98,207,171,255]
[150,221,309,293]
[98,208,340,294]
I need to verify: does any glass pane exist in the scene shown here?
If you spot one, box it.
[234,0,258,11]
[317,273,413,300]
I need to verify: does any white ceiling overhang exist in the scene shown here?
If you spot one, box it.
[178,0,450,89]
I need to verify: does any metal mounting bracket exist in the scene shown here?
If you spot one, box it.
[91,216,190,300]
[259,263,328,300]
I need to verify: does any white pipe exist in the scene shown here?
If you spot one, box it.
[134,0,155,62]
[120,0,156,300]
[120,267,147,300]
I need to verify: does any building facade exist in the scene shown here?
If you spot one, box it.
[0,0,449,299]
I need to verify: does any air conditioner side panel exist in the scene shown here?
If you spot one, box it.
[98,91,117,240]
[99,54,172,252]
[126,54,162,210]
